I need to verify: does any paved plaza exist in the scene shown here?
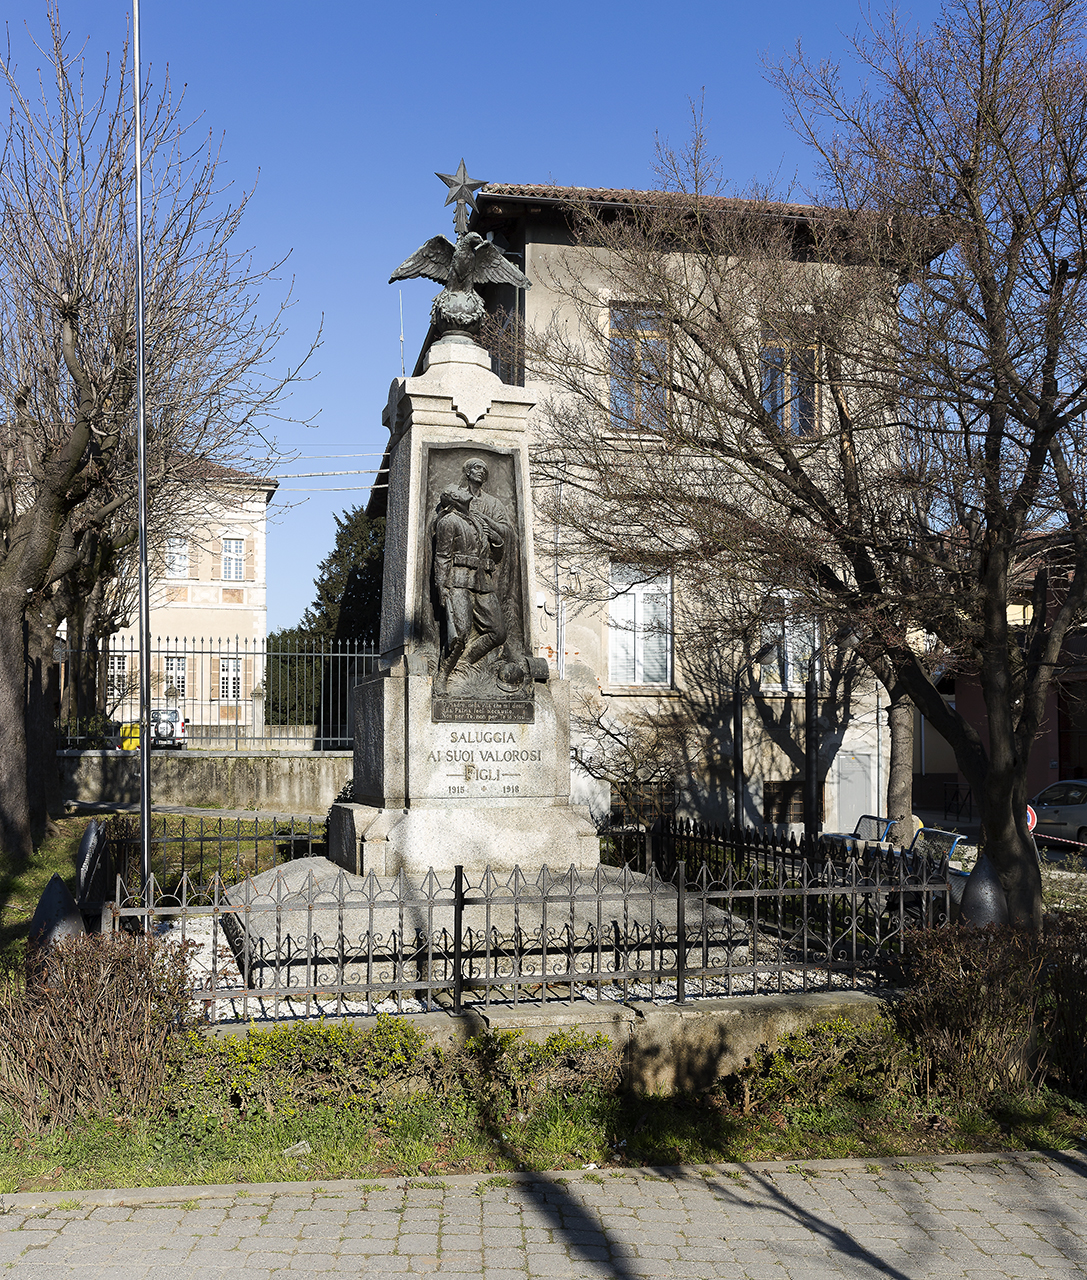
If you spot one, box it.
[1,1151,1086,1278]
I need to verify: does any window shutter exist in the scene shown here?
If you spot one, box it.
[609,589,636,684]
[189,542,199,579]
[187,655,197,696]
[244,539,255,581]
[641,589,670,684]
[209,539,222,579]
[210,657,220,700]
[244,655,253,697]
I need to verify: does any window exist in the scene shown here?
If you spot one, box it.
[764,780,825,825]
[106,652,128,702]
[165,536,189,578]
[760,598,817,691]
[1036,782,1087,807]
[164,655,187,700]
[610,777,677,827]
[220,656,242,700]
[484,305,526,387]
[610,305,668,430]
[761,333,818,435]
[609,566,672,685]
[222,538,244,581]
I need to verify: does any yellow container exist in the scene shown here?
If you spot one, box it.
[120,723,140,750]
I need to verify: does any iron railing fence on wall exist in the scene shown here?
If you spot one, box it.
[107,834,951,1022]
[606,813,908,877]
[603,817,842,881]
[58,635,379,750]
[607,815,950,942]
[101,815,325,896]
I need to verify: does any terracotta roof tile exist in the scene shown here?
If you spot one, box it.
[478,183,820,218]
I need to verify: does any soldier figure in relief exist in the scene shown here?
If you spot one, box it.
[433,473,510,693]
[461,456,514,558]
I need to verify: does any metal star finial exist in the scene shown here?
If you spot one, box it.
[436,159,486,236]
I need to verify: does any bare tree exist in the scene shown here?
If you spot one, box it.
[535,538,880,836]
[0,8,314,860]
[526,0,1087,929]
[570,687,700,827]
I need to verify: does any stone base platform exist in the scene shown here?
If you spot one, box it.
[327,800,600,877]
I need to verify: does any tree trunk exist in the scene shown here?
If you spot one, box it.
[24,635,61,838]
[0,604,33,868]
[981,770,1042,932]
[26,606,65,829]
[62,600,91,733]
[886,696,915,848]
[76,636,99,726]
[94,640,109,717]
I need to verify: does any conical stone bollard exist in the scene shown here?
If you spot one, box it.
[959,853,1009,927]
[27,872,87,951]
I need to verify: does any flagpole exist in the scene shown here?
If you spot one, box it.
[132,0,152,904]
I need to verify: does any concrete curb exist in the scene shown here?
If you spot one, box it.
[3,1149,1083,1212]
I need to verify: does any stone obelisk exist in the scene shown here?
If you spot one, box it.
[328,164,598,877]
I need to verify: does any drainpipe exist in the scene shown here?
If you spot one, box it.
[804,661,820,847]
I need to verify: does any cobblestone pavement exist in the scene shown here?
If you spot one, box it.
[2,1151,1086,1278]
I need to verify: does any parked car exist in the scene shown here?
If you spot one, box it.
[1030,780,1087,847]
[149,707,187,749]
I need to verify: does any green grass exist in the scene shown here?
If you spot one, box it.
[115,813,326,892]
[0,812,322,950]
[0,814,95,960]
[1040,850,1087,912]
[0,1079,1081,1195]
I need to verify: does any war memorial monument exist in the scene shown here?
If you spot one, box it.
[211,170,701,1005]
[328,164,599,877]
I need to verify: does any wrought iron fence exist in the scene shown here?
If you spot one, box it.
[609,815,949,941]
[106,823,951,1022]
[606,814,891,878]
[57,635,378,750]
[102,814,324,890]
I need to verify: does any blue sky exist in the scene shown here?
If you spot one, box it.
[5,0,942,630]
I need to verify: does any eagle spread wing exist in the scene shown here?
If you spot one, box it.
[471,240,532,290]
[389,236,455,285]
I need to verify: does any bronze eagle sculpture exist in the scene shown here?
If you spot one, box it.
[389,231,530,337]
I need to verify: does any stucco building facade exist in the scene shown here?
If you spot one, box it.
[108,468,277,742]
[379,183,892,834]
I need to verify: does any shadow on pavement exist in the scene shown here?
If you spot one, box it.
[1046,1148,1087,1178]
[487,1161,917,1280]
[673,1163,916,1280]
[488,1172,641,1280]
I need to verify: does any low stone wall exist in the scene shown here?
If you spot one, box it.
[58,749,353,815]
[203,989,889,1095]
[186,726,319,749]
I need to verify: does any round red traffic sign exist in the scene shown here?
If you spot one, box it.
[1027,804,1037,833]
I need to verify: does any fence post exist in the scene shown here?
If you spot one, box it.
[676,858,686,1004]
[452,864,464,1015]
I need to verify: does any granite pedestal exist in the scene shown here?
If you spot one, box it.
[326,331,600,877]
